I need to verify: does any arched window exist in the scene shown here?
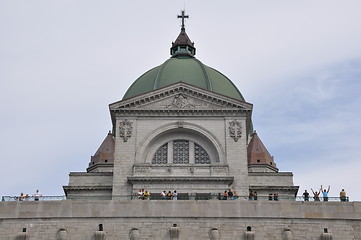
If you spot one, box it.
[152,140,210,164]
[152,143,168,164]
[195,143,210,164]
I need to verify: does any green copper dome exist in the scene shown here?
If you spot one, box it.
[123,57,245,101]
[122,10,245,101]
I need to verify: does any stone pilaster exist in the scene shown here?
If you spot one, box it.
[225,117,249,197]
[112,118,137,197]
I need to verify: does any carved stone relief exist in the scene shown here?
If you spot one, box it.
[162,94,204,109]
[229,120,242,142]
[173,94,193,108]
[119,119,132,142]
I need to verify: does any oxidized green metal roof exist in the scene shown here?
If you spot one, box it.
[122,57,245,101]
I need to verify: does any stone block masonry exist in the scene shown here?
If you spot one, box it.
[0,200,360,239]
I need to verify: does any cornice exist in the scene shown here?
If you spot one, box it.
[69,172,113,176]
[249,186,299,191]
[248,172,294,176]
[128,176,234,184]
[110,83,252,111]
[63,186,113,191]
[111,108,250,116]
[86,163,114,173]
[248,164,279,173]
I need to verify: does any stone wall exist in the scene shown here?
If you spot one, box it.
[112,116,250,196]
[248,172,295,187]
[1,200,360,240]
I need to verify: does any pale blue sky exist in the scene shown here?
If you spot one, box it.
[1,1,361,200]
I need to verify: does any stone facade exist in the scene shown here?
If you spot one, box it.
[64,83,298,199]
[1,200,360,239]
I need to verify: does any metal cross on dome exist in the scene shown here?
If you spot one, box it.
[178,10,189,29]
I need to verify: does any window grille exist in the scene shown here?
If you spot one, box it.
[195,143,210,164]
[152,143,168,164]
[173,140,189,164]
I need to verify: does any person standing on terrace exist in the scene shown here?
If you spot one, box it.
[340,189,347,202]
[311,188,320,201]
[227,189,233,199]
[19,193,25,201]
[173,190,178,200]
[223,191,228,200]
[138,189,143,199]
[303,190,310,201]
[143,191,150,200]
[167,191,173,200]
[321,185,330,201]
[253,191,258,200]
[249,191,254,200]
[33,189,42,201]
[233,191,238,200]
[273,192,279,201]
[160,191,166,200]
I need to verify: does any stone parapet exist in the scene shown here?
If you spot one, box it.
[0,200,360,239]
[1,200,360,220]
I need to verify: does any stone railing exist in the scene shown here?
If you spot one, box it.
[294,196,349,202]
[1,195,350,202]
[2,195,66,202]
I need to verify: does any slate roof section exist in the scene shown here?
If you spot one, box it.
[247,132,278,170]
[89,131,115,166]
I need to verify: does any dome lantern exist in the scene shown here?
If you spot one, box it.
[170,10,196,58]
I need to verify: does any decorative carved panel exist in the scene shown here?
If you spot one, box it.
[119,119,132,142]
[229,120,242,142]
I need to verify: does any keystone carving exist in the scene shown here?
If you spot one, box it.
[119,119,132,142]
[229,120,242,142]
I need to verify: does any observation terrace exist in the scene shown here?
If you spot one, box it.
[1,194,350,202]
